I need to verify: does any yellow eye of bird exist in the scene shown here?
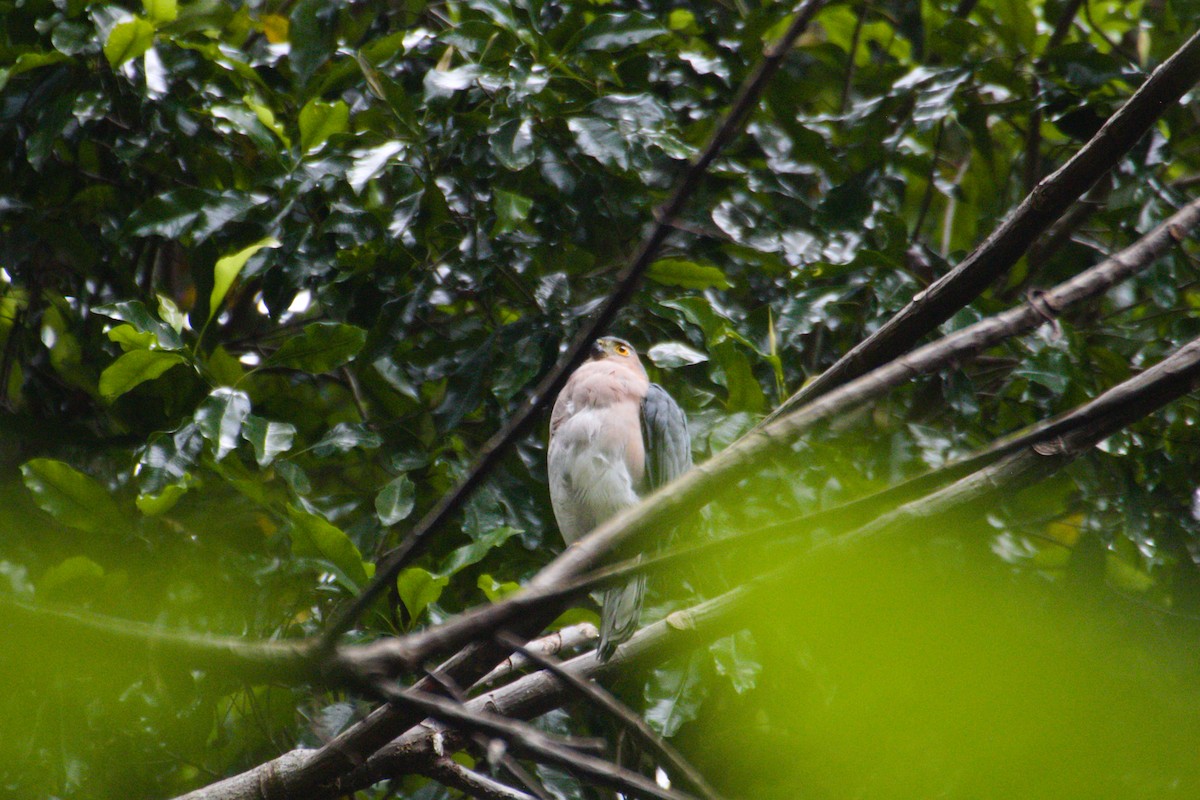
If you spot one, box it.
[616,344,630,356]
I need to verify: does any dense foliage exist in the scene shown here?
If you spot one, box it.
[2,0,1200,797]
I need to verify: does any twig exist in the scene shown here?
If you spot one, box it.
[472,623,600,690]
[495,631,726,800]
[420,758,539,800]
[320,0,831,649]
[374,683,700,800]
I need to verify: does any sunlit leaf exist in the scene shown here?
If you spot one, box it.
[135,483,188,516]
[104,18,155,67]
[99,350,187,400]
[576,12,667,51]
[209,237,281,321]
[142,0,177,24]
[396,566,448,623]
[299,99,349,153]
[647,341,709,368]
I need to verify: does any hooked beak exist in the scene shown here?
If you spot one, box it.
[589,340,606,360]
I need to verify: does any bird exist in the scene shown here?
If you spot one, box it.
[548,336,691,659]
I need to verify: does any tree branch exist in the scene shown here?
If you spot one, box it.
[766,27,1200,421]
[419,757,540,800]
[321,0,830,648]
[495,630,726,800]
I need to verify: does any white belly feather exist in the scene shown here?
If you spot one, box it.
[548,407,641,544]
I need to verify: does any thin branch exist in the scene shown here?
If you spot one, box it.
[321,0,830,648]
[0,593,318,684]
[495,631,726,800]
[473,623,600,690]
[374,683,699,800]
[420,758,539,800]
[766,27,1200,421]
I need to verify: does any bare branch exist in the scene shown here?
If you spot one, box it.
[495,631,726,800]
[420,758,539,800]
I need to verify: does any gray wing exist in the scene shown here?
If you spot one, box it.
[640,383,691,490]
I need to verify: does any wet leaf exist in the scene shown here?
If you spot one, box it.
[194,388,252,461]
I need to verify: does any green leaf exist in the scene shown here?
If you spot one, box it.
[436,526,520,578]
[644,652,709,737]
[287,506,370,589]
[104,18,156,68]
[209,237,281,321]
[710,631,761,694]
[576,12,667,51]
[477,573,521,603]
[106,323,158,352]
[94,300,184,349]
[299,99,350,153]
[276,461,311,495]
[312,422,382,456]
[135,483,188,516]
[396,566,449,623]
[568,116,629,170]
[241,415,297,466]
[194,388,252,461]
[20,459,129,536]
[142,0,178,24]
[375,474,416,525]
[491,118,535,171]
[269,321,366,373]
[646,259,731,289]
[492,188,532,234]
[99,349,187,400]
[40,556,105,594]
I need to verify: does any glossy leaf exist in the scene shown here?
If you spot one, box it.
[135,483,188,516]
[104,18,155,67]
[241,415,297,467]
[20,459,128,536]
[287,506,370,589]
[312,422,382,456]
[375,474,416,525]
[194,388,252,461]
[299,99,349,153]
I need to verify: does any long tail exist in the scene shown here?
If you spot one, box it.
[598,575,646,660]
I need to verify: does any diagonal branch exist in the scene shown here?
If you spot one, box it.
[173,324,1200,800]
[495,630,726,800]
[373,683,700,800]
[322,0,829,649]
[765,27,1200,422]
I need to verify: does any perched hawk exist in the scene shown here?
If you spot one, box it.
[548,337,691,659]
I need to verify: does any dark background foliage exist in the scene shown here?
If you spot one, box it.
[3,0,1200,797]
